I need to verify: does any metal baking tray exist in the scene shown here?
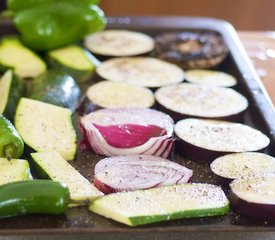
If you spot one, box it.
[0,16,274,239]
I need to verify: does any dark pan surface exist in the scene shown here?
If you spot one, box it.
[0,16,274,237]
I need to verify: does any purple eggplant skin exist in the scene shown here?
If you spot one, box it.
[77,95,103,116]
[91,51,153,62]
[229,191,275,219]
[212,173,233,187]
[175,136,230,162]
[175,135,267,163]
[156,102,247,123]
[78,94,158,116]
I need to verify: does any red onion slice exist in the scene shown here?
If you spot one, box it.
[80,108,174,158]
[93,124,166,148]
[94,155,193,193]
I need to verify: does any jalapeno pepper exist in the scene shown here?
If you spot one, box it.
[0,180,69,218]
[0,115,24,159]
[7,0,106,51]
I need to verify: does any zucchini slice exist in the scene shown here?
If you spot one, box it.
[0,70,26,120]
[0,70,12,114]
[31,152,103,206]
[48,45,95,82]
[0,158,32,185]
[90,183,229,226]
[15,98,77,161]
[0,37,46,78]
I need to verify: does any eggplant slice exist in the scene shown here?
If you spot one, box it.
[155,83,248,121]
[174,118,270,161]
[84,30,154,57]
[154,31,228,69]
[96,57,184,88]
[86,81,155,109]
[210,152,275,183]
[230,173,275,219]
[185,69,237,87]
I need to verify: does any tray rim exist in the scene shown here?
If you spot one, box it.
[0,16,275,236]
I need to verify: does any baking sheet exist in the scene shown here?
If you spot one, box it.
[0,16,274,238]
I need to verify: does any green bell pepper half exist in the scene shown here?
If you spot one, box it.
[7,0,106,51]
[0,115,24,159]
[7,0,101,12]
[0,180,69,218]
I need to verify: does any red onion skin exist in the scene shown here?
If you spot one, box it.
[80,122,174,158]
[94,178,116,194]
[93,155,193,194]
[80,108,175,158]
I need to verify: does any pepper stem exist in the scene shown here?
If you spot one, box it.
[4,145,14,161]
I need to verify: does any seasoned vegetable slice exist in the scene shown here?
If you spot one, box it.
[15,98,77,160]
[0,71,12,115]
[0,158,32,184]
[90,183,229,226]
[86,81,155,109]
[31,152,103,206]
[0,37,46,78]
[174,118,270,161]
[94,155,193,193]
[96,57,184,88]
[48,45,95,82]
[84,30,154,57]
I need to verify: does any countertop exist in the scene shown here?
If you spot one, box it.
[238,31,275,106]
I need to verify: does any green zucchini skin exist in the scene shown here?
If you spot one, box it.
[128,206,230,226]
[29,156,49,180]
[90,183,230,226]
[47,46,96,83]
[0,180,69,219]
[0,115,24,159]
[4,73,26,120]
[48,58,94,83]
[28,70,81,112]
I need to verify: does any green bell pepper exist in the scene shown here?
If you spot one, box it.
[0,115,24,159]
[7,0,101,12]
[0,180,69,218]
[7,0,106,51]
